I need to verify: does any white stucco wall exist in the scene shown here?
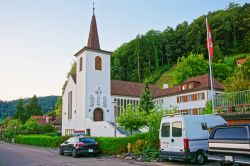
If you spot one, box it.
[84,50,113,122]
[75,52,87,130]
[179,90,208,110]
[62,76,77,136]
[158,90,209,111]
[84,118,125,137]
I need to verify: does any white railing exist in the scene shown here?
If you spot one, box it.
[214,90,250,108]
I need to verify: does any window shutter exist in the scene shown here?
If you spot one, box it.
[193,108,198,115]
[193,94,197,101]
[184,96,188,102]
[177,96,179,103]
[202,92,205,100]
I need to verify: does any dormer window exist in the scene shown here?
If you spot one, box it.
[188,84,192,89]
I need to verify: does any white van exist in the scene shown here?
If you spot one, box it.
[159,114,227,165]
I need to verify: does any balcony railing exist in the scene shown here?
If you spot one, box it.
[214,90,250,108]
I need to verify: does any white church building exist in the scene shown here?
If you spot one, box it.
[62,11,224,137]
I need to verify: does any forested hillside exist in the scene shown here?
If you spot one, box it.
[111,3,250,83]
[0,96,58,120]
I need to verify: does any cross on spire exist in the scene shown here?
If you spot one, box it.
[93,2,95,15]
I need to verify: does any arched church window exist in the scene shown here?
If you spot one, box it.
[80,57,83,72]
[95,56,102,70]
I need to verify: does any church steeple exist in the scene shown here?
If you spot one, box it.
[87,3,100,50]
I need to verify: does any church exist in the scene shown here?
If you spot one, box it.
[62,10,224,137]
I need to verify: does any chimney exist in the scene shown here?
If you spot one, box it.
[163,84,169,89]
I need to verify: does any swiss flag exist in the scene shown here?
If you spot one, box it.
[206,17,213,60]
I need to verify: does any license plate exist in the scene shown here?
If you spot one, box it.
[88,149,93,152]
[225,156,233,161]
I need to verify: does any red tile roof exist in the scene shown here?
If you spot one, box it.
[111,80,160,97]
[111,74,224,98]
[67,74,224,98]
[183,74,224,90]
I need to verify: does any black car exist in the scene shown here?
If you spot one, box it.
[59,136,100,158]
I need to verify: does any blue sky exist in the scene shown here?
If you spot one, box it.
[0,0,248,100]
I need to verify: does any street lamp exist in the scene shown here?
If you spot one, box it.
[112,101,118,137]
[14,126,16,143]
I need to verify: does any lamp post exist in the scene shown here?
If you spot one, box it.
[14,126,16,143]
[112,101,118,137]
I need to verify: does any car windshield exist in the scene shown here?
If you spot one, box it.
[79,138,96,143]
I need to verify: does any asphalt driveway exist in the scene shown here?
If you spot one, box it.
[0,142,219,166]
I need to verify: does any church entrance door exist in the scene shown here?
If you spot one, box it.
[93,108,103,121]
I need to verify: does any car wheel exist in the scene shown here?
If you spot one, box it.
[72,148,78,158]
[195,152,206,165]
[59,147,64,155]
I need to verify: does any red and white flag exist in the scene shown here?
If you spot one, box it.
[206,17,213,60]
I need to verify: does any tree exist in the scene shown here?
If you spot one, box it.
[202,101,213,114]
[25,95,43,117]
[14,99,25,121]
[117,105,147,135]
[224,71,249,92]
[213,62,234,82]
[139,83,154,114]
[22,119,41,134]
[224,57,250,92]
[146,108,164,133]
[15,95,43,123]
[174,53,209,84]
[4,119,21,139]
[54,96,62,118]
[213,44,224,63]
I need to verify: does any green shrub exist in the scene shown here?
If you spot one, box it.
[14,132,159,155]
[131,139,148,154]
[94,132,158,155]
[15,135,68,147]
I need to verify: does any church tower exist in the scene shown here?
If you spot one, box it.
[74,7,113,130]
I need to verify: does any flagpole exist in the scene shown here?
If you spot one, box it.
[206,17,215,112]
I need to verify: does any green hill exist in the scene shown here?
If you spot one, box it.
[111,3,250,83]
[155,53,250,88]
[0,96,58,120]
[155,65,176,88]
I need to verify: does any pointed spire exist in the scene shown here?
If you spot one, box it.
[87,3,100,50]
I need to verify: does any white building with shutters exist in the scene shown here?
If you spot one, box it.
[62,10,224,137]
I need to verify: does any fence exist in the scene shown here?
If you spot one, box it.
[214,90,250,108]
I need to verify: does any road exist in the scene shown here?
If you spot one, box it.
[0,142,219,166]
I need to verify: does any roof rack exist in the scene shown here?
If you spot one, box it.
[164,112,188,117]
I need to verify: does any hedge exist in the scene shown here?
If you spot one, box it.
[15,135,68,147]
[15,132,159,155]
[94,132,159,155]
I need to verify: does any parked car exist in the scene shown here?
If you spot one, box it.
[59,136,100,158]
[159,114,227,165]
[208,124,250,166]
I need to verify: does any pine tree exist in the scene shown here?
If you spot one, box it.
[139,83,154,114]
[213,45,224,63]
[26,95,43,116]
[14,99,25,121]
